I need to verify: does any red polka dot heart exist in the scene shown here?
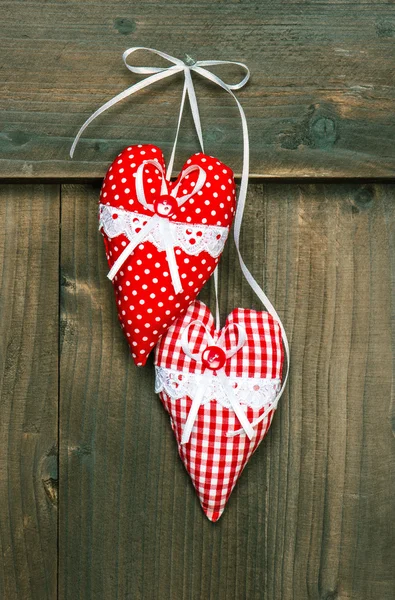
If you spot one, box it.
[99,144,236,365]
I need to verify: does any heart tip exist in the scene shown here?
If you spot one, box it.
[202,506,225,523]
[132,352,149,367]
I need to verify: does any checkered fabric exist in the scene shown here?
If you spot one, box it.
[155,300,284,521]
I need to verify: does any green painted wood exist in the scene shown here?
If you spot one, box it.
[60,182,395,600]
[0,1,394,178]
[0,184,59,600]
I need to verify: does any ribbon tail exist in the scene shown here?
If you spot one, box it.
[226,398,279,438]
[166,78,188,181]
[184,68,204,154]
[107,216,158,280]
[181,379,208,445]
[165,245,183,294]
[159,219,183,294]
[70,67,181,158]
[217,371,254,440]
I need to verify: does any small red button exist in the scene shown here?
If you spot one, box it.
[154,195,178,218]
[201,345,226,371]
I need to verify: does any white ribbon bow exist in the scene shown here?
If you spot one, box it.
[106,158,206,294]
[180,320,255,444]
[70,47,250,181]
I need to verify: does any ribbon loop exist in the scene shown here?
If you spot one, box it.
[216,323,247,359]
[191,61,250,90]
[135,159,168,211]
[123,46,185,74]
[181,320,213,362]
[170,164,206,205]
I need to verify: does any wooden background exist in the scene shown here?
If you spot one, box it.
[1,0,395,178]
[0,1,395,599]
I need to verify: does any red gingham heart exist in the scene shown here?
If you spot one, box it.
[99,144,236,366]
[155,300,284,521]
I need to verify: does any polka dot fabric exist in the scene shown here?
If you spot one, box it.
[155,301,284,521]
[99,144,236,366]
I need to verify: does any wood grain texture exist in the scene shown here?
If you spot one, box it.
[60,182,395,600]
[0,1,394,178]
[0,184,59,600]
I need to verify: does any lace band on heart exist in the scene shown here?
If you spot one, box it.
[98,158,229,295]
[155,366,281,410]
[99,205,228,257]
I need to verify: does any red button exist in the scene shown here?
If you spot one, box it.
[154,195,178,218]
[201,345,226,371]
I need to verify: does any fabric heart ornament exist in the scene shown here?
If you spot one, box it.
[71,48,290,519]
[155,300,284,522]
[70,48,250,366]
[99,144,236,366]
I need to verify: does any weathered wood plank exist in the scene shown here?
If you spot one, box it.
[1,2,394,178]
[0,184,59,600]
[60,182,395,600]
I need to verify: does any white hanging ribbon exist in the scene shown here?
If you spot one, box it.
[69,47,289,433]
[224,74,291,438]
[106,158,206,294]
[70,47,250,180]
[180,320,254,444]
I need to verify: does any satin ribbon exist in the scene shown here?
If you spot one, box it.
[70,47,250,181]
[107,158,206,294]
[69,47,289,432]
[225,97,291,437]
[180,320,255,444]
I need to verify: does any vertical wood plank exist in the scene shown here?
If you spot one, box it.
[60,182,395,600]
[0,184,59,600]
[261,182,395,600]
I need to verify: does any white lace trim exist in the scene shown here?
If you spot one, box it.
[99,204,228,258]
[155,366,281,411]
